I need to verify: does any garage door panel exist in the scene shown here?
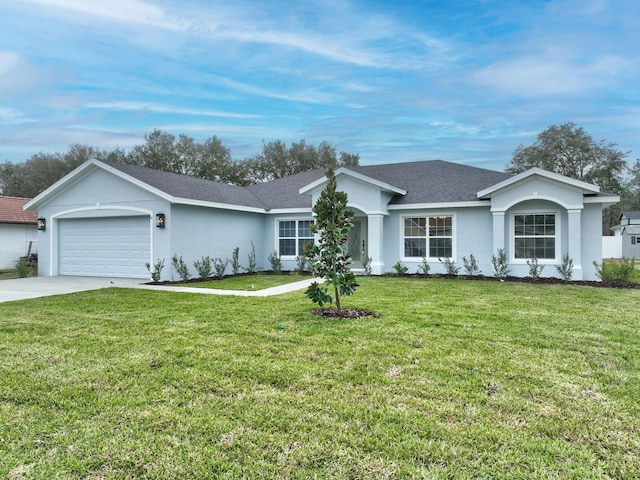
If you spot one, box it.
[58,216,150,278]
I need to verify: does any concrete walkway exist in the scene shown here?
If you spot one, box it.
[0,276,321,303]
[128,277,321,297]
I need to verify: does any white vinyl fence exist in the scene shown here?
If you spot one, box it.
[602,236,622,259]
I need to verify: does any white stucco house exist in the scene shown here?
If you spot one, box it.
[24,159,619,281]
[0,195,38,269]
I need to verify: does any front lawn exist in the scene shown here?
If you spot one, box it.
[180,273,309,290]
[1,278,639,479]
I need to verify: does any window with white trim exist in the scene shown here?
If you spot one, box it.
[403,216,453,258]
[278,220,314,256]
[513,214,556,259]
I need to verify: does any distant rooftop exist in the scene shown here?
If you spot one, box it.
[0,195,38,224]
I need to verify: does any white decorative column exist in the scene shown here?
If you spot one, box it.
[567,209,583,280]
[367,214,384,275]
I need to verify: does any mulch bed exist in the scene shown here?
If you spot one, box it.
[311,308,376,319]
[426,274,640,289]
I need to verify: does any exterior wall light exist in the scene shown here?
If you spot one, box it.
[155,213,166,228]
[37,218,46,231]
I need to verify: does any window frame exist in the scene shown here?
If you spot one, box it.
[401,214,455,261]
[510,211,560,264]
[276,218,315,258]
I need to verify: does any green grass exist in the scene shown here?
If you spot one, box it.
[182,273,309,290]
[0,269,20,280]
[1,277,639,479]
[602,258,640,283]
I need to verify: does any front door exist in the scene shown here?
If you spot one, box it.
[347,218,368,267]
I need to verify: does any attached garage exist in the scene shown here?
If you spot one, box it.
[58,216,151,278]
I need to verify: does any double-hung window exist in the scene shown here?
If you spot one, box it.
[278,220,314,256]
[403,216,453,258]
[513,214,556,260]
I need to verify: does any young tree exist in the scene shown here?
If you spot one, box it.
[304,167,359,313]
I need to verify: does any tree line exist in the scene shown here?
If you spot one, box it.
[2,123,639,233]
[0,130,360,197]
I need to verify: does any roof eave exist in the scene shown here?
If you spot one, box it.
[299,167,407,196]
[477,168,599,199]
[388,200,492,210]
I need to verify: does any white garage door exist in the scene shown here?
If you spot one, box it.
[58,216,150,278]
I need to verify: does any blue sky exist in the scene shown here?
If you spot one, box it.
[1,0,639,171]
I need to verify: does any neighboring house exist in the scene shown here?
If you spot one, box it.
[617,212,640,258]
[0,195,38,269]
[24,159,619,281]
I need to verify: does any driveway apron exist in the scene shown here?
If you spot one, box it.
[0,276,142,303]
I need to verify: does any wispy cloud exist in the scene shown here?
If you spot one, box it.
[21,0,186,30]
[86,102,262,119]
[0,51,52,97]
[471,52,627,96]
[1,0,639,168]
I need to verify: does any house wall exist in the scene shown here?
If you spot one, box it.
[264,212,315,271]
[383,207,494,274]
[167,204,266,280]
[487,178,603,280]
[582,203,605,278]
[332,175,395,214]
[0,224,38,269]
[35,168,169,276]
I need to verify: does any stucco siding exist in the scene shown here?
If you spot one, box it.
[383,207,493,274]
[42,168,162,210]
[0,224,38,269]
[167,204,265,280]
[265,213,315,271]
[582,203,604,279]
[489,177,586,211]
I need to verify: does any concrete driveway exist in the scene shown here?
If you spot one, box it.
[0,276,143,303]
[0,276,321,303]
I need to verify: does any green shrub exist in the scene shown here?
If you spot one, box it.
[171,255,190,281]
[145,258,165,282]
[213,258,228,278]
[462,254,481,276]
[594,258,636,282]
[267,250,282,274]
[417,257,430,277]
[617,257,636,282]
[492,249,510,280]
[526,255,544,281]
[246,242,257,274]
[392,261,408,276]
[296,255,307,274]
[193,256,213,279]
[362,256,373,276]
[15,258,35,278]
[556,253,574,281]
[231,247,240,276]
[440,257,460,276]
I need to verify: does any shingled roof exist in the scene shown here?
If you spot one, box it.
[103,161,268,210]
[353,160,512,205]
[0,196,38,224]
[102,159,514,210]
[248,160,512,208]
